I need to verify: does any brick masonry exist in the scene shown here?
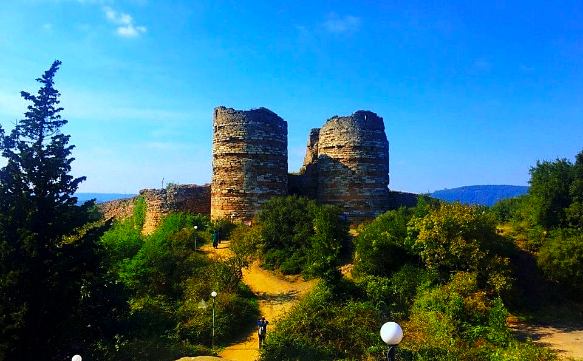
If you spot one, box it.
[102,107,399,228]
[99,184,210,235]
[296,110,391,222]
[211,106,288,221]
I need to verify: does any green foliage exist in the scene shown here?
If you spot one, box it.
[306,204,349,283]
[529,158,574,228]
[229,224,264,262]
[409,202,512,293]
[400,272,555,361]
[133,195,147,229]
[98,210,258,358]
[261,283,381,361]
[257,196,314,271]
[353,208,416,277]
[491,195,531,224]
[210,217,235,240]
[0,61,122,360]
[356,264,436,318]
[252,196,349,281]
[537,229,583,296]
[411,272,509,344]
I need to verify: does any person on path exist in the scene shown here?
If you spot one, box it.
[212,230,219,249]
[257,316,269,348]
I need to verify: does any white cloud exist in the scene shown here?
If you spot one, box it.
[102,6,147,38]
[116,24,147,37]
[322,14,361,34]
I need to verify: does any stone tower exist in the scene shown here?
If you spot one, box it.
[305,110,390,221]
[211,106,288,221]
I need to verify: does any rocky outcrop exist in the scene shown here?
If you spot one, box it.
[211,106,288,222]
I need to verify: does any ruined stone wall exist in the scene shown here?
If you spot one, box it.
[211,106,288,221]
[140,184,211,234]
[300,128,320,172]
[99,184,211,235]
[99,197,135,221]
[296,110,390,221]
[103,107,391,227]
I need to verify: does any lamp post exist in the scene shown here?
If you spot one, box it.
[380,322,403,361]
[194,225,198,251]
[211,291,217,348]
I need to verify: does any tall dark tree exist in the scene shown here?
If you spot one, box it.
[0,61,104,360]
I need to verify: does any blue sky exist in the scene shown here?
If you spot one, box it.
[0,0,582,194]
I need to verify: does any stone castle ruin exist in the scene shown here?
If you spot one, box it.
[211,107,288,221]
[291,111,390,221]
[211,107,390,222]
[102,106,412,230]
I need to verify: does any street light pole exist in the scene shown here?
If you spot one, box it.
[194,225,198,251]
[211,291,217,348]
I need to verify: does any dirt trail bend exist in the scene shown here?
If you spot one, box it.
[200,241,316,361]
[509,316,583,360]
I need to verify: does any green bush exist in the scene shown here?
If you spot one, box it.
[98,210,258,356]
[353,208,417,277]
[537,229,583,296]
[229,224,263,262]
[400,272,555,361]
[261,333,334,361]
[252,196,349,280]
[409,202,513,293]
[261,283,381,361]
[356,264,436,318]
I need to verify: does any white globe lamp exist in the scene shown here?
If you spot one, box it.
[380,322,403,361]
[72,355,82,361]
[380,322,403,345]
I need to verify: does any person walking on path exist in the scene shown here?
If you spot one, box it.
[212,230,219,249]
[257,316,269,348]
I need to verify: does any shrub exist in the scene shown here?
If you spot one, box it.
[261,283,381,361]
[537,229,583,296]
[400,272,555,361]
[353,208,417,277]
[229,224,263,262]
[98,210,258,356]
[356,264,436,318]
[252,196,349,280]
[409,203,512,293]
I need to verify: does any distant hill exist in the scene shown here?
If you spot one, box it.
[430,185,529,207]
[75,193,135,204]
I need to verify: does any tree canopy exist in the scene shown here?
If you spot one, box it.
[0,61,104,360]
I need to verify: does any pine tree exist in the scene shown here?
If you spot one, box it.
[0,61,100,360]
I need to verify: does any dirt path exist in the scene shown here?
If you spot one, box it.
[200,240,316,361]
[509,317,583,360]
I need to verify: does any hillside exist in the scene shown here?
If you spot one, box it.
[430,185,528,206]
